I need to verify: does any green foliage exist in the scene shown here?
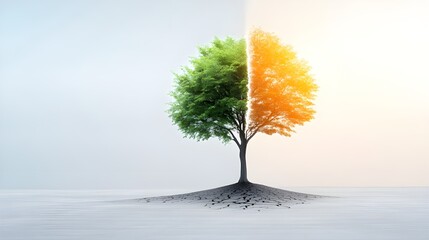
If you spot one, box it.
[169,37,248,143]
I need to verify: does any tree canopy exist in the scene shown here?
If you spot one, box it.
[169,30,317,145]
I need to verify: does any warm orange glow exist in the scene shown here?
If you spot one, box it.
[248,29,317,137]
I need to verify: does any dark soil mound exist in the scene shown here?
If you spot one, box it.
[139,182,323,210]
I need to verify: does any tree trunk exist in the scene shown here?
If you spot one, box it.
[238,140,249,183]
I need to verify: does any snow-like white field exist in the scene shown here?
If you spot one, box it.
[0,187,428,240]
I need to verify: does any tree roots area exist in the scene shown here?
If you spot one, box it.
[139,182,323,210]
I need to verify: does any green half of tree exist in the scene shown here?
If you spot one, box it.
[169,37,250,182]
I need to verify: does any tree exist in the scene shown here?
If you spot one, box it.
[169,29,317,183]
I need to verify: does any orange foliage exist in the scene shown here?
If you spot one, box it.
[247,29,317,137]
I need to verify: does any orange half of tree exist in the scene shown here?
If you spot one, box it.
[247,29,318,139]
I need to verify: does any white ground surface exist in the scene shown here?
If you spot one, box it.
[0,187,428,240]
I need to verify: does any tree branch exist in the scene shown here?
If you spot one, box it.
[227,128,240,147]
[228,113,241,131]
[246,112,277,141]
[247,129,258,141]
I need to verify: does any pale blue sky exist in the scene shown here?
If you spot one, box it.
[0,0,246,189]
